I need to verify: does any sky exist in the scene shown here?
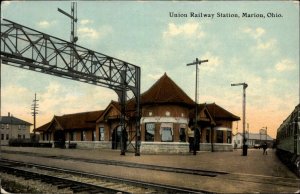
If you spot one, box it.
[1,1,299,138]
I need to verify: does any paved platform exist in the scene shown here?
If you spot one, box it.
[1,146,299,193]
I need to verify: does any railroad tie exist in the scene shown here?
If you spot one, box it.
[72,187,92,193]
[56,183,73,189]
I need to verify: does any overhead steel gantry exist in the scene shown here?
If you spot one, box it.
[0,19,141,156]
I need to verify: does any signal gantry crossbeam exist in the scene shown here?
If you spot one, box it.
[0,19,140,94]
[0,19,141,155]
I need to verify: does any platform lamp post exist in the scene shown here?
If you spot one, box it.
[187,58,208,155]
[231,82,248,156]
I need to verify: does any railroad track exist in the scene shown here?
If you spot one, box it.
[2,150,227,177]
[0,159,210,193]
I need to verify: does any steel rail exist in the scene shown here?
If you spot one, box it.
[0,162,130,194]
[0,159,209,193]
[1,150,228,177]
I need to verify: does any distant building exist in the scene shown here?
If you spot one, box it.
[36,73,240,153]
[232,132,273,148]
[0,113,32,145]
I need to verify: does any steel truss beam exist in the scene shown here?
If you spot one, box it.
[0,19,141,155]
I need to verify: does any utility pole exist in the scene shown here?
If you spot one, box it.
[0,62,1,117]
[231,82,248,156]
[187,58,208,155]
[31,93,39,141]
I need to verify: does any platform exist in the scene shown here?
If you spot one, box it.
[1,146,299,193]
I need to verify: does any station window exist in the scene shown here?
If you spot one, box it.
[99,127,104,141]
[1,134,4,140]
[216,130,223,143]
[145,123,155,142]
[1,124,5,129]
[179,127,186,142]
[6,124,9,129]
[18,134,21,139]
[23,135,25,139]
[6,134,9,140]
[227,131,232,143]
[161,127,173,142]
[18,125,21,130]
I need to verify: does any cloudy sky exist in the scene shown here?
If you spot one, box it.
[1,1,299,138]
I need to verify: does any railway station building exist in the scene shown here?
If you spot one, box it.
[36,73,240,153]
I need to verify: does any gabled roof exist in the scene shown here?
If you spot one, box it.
[140,73,194,106]
[204,103,240,121]
[57,110,103,130]
[0,116,32,126]
[189,105,216,126]
[96,101,122,123]
[35,110,103,132]
[34,122,51,132]
[189,103,239,125]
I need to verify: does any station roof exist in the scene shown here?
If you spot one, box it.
[204,103,240,121]
[55,110,103,130]
[139,73,194,106]
[35,110,103,132]
[189,103,240,125]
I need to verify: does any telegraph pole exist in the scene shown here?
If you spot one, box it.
[231,82,248,156]
[187,58,208,155]
[31,93,39,141]
[0,62,1,117]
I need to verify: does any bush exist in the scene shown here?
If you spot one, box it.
[8,138,51,147]
[9,138,34,147]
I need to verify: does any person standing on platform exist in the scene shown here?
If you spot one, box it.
[120,129,128,155]
[187,125,194,153]
[262,142,268,155]
[194,127,200,155]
